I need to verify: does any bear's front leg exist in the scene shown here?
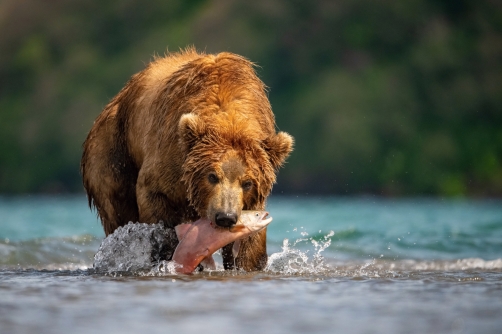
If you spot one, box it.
[221,228,268,271]
[136,172,189,228]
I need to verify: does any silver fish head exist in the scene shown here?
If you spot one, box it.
[238,210,273,230]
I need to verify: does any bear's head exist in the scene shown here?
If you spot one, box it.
[178,113,293,227]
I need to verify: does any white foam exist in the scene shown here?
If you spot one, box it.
[395,258,502,271]
[266,231,334,274]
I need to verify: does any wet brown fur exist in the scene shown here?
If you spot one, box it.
[81,48,293,271]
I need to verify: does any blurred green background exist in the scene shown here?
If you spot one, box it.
[0,0,501,196]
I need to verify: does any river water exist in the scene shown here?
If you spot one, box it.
[1,195,501,333]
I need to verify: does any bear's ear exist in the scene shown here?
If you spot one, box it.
[263,131,294,170]
[179,113,206,152]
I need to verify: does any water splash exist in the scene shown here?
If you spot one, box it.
[146,260,182,276]
[266,230,335,274]
[92,222,338,276]
[93,222,178,273]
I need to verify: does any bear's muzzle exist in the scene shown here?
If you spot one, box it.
[215,212,238,228]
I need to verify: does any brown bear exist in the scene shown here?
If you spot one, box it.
[81,48,293,271]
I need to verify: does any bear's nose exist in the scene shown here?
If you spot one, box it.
[215,212,238,228]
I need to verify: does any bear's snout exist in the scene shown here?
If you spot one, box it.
[215,212,238,228]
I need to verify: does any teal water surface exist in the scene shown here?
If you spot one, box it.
[1,195,501,334]
[1,195,501,264]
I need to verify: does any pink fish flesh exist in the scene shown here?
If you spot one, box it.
[172,211,272,274]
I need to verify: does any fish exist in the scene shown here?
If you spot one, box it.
[172,210,272,274]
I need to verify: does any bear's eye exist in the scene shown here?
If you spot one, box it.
[208,173,219,184]
[242,180,253,191]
